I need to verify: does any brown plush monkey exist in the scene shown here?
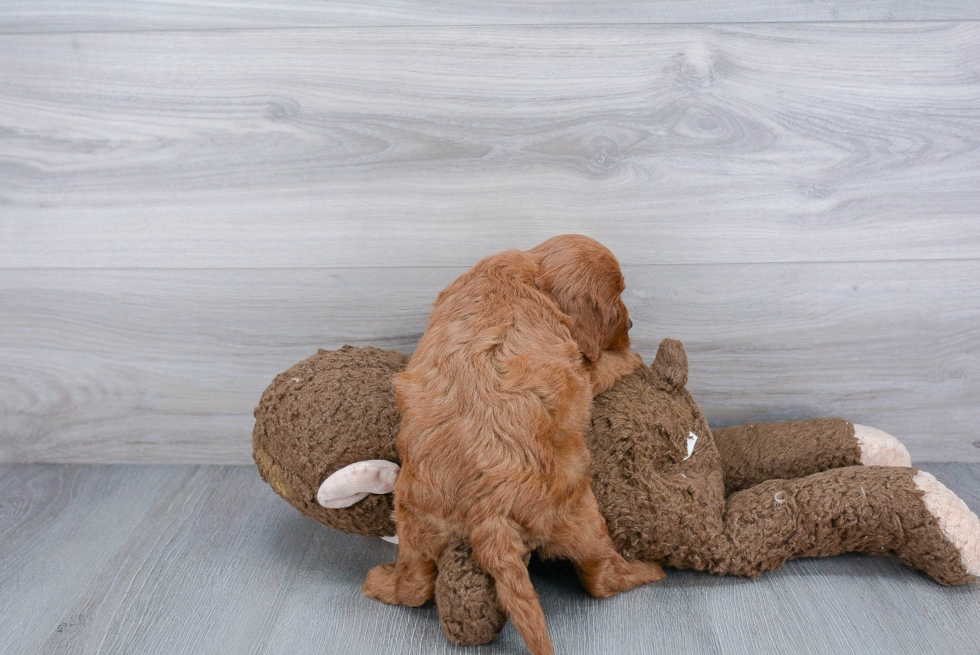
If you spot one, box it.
[253,342,980,647]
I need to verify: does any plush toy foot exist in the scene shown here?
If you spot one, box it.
[854,424,911,467]
[363,561,436,606]
[914,471,980,581]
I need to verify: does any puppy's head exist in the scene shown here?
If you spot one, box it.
[530,234,632,363]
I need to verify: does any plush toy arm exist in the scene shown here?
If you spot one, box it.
[712,418,911,494]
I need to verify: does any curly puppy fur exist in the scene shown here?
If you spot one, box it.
[362,235,664,655]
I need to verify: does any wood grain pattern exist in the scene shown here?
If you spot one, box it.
[0,465,186,655]
[2,261,978,464]
[3,1,980,33]
[3,463,979,654]
[34,465,324,655]
[1,23,978,268]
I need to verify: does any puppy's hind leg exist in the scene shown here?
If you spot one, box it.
[363,517,438,607]
[549,489,665,598]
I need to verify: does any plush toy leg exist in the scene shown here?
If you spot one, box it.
[712,418,909,494]
[714,466,978,585]
[435,538,509,646]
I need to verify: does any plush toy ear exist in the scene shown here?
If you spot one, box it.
[651,338,689,389]
[317,459,400,509]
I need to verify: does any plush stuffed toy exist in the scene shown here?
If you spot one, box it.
[253,341,980,647]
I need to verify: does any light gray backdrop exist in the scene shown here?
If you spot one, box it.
[2,2,979,464]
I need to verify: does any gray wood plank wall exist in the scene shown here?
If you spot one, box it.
[1,4,978,464]
[3,2,980,33]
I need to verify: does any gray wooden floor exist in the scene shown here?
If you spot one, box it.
[3,462,979,655]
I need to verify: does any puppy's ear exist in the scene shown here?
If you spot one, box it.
[531,235,619,362]
[554,290,605,363]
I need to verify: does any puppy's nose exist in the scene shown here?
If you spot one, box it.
[629,319,633,329]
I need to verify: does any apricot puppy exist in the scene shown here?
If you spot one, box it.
[363,235,665,655]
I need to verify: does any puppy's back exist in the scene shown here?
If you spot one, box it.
[395,250,589,495]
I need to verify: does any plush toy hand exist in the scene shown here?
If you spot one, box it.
[317,459,400,509]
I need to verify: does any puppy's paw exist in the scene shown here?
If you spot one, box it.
[363,562,399,604]
[621,349,644,376]
[617,558,666,591]
[580,557,666,598]
[363,561,436,606]
[589,349,645,397]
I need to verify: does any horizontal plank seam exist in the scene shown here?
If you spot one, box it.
[2,257,979,272]
[1,19,980,38]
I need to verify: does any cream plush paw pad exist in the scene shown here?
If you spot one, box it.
[854,424,911,467]
[914,471,980,578]
[317,459,400,509]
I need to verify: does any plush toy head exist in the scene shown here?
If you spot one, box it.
[253,344,506,644]
[252,345,403,539]
[584,338,728,570]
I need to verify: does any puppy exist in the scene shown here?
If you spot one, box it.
[363,235,665,655]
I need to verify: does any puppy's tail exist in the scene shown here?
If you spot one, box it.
[468,517,554,655]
